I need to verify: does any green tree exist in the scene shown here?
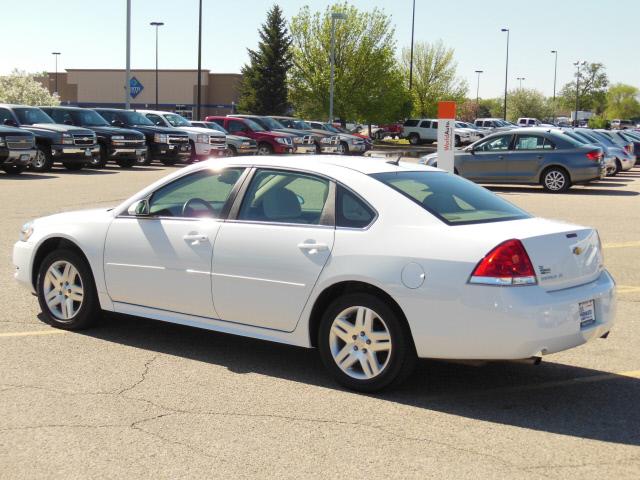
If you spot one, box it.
[289,3,410,123]
[0,70,60,106]
[506,88,553,122]
[237,5,292,115]
[477,98,503,118]
[559,62,608,114]
[400,40,467,118]
[605,83,640,120]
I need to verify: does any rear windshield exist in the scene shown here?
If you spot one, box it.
[371,171,530,225]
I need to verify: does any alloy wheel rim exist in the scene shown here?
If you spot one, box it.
[337,143,346,154]
[329,306,392,380]
[545,171,565,190]
[43,260,84,321]
[34,150,46,168]
[257,146,270,155]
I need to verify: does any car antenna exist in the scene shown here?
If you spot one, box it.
[386,154,402,166]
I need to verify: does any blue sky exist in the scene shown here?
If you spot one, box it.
[3,0,638,98]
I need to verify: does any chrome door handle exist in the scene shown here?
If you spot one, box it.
[183,234,208,243]
[298,242,328,254]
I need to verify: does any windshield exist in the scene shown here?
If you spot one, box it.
[14,107,54,125]
[118,111,154,126]
[71,110,109,127]
[164,113,191,127]
[371,171,530,225]
[563,131,589,144]
[322,123,340,133]
[588,131,615,146]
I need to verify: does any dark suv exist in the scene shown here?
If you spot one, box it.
[93,108,190,165]
[41,107,147,169]
[0,126,37,174]
[0,104,98,172]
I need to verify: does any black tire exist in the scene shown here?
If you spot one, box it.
[36,249,100,330]
[454,135,461,147]
[116,159,136,168]
[31,145,54,172]
[160,157,180,166]
[63,162,84,171]
[614,159,622,175]
[89,146,108,168]
[337,141,349,155]
[408,133,420,145]
[187,140,196,164]
[257,142,273,155]
[541,166,571,193]
[227,145,237,156]
[318,293,417,392]
[2,164,26,175]
[138,149,153,166]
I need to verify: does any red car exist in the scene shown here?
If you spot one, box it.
[205,116,294,155]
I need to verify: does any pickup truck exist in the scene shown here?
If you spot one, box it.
[0,125,37,174]
[138,110,226,162]
[41,106,146,168]
[190,121,258,156]
[94,109,190,165]
[306,121,367,154]
[232,115,315,154]
[270,116,341,154]
[205,116,294,155]
[0,104,98,172]
[402,118,475,146]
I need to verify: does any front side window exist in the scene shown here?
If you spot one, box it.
[164,113,191,127]
[145,114,165,126]
[148,168,245,218]
[0,108,15,124]
[238,169,330,225]
[227,120,246,133]
[72,110,109,126]
[371,171,530,225]
[47,109,72,124]
[95,110,115,123]
[477,135,512,152]
[336,186,375,228]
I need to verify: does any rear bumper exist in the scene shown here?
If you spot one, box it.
[0,148,37,166]
[406,270,616,360]
[571,165,603,183]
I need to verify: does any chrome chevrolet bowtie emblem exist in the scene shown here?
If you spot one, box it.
[573,247,583,255]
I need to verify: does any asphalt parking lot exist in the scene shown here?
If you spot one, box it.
[1,163,639,479]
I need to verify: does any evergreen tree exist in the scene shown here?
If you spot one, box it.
[238,5,292,114]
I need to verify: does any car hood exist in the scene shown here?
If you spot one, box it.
[175,126,225,137]
[28,124,94,135]
[33,208,114,227]
[259,130,294,138]
[227,134,255,143]
[85,126,144,138]
[0,126,32,136]
[272,127,317,138]
[124,124,186,135]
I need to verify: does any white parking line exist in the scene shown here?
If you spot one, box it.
[603,241,640,249]
[0,329,68,338]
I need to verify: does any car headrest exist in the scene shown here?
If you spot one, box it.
[262,188,301,220]
[422,192,462,214]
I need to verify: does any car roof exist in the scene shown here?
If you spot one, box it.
[194,154,438,176]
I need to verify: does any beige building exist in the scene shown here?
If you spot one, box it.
[43,69,242,119]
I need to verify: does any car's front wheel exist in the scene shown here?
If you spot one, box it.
[541,167,571,193]
[2,164,26,175]
[318,293,416,392]
[31,146,54,172]
[257,143,273,155]
[36,249,100,330]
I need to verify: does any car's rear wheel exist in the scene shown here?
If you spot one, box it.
[541,167,570,193]
[31,146,53,172]
[2,164,26,175]
[318,293,416,392]
[36,249,100,330]
[408,133,420,145]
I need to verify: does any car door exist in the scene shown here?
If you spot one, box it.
[104,167,247,318]
[457,134,512,181]
[212,168,335,332]
[428,120,438,141]
[226,119,253,140]
[507,134,550,181]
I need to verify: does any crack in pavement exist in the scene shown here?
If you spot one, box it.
[115,354,159,395]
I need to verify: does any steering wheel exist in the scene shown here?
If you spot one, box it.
[181,198,217,217]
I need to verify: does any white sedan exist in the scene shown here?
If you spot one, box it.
[13,156,616,391]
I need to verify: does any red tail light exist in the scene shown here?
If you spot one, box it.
[469,239,537,286]
[585,150,602,162]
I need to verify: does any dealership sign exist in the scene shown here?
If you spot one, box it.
[129,77,144,98]
[437,101,456,173]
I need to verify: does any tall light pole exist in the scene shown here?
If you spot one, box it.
[329,12,346,122]
[517,77,525,89]
[51,52,61,95]
[501,28,510,120]
[196,0,203,120]
[551,50,558,123]
[474,70,483,116]
[125,0,131,109]
[409,0,416,90]
[573,60,587,127]
[150,22,164,110]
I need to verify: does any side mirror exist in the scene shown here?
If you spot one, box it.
[127,199,149,216]
[111,120,124,127]
[3,118,17,127]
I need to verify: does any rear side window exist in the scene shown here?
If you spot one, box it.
[514,135,554,150]
[403,119,419,127]
[419,120,431,128]
[96,110,114,122]
[336,186,375,229]
[371,171,530,225]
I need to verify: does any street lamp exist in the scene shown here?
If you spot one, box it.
[51,52,61,95]
[150,21,165,110]
[551,50,558,123]
[501,28,510,120]
[196,0,203,120]
[125,0,131,108]
[517,77,526,89]
[409,0,416,90]
[573,60,587,127]
[329,12,346,122]
[474,70,483,115]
